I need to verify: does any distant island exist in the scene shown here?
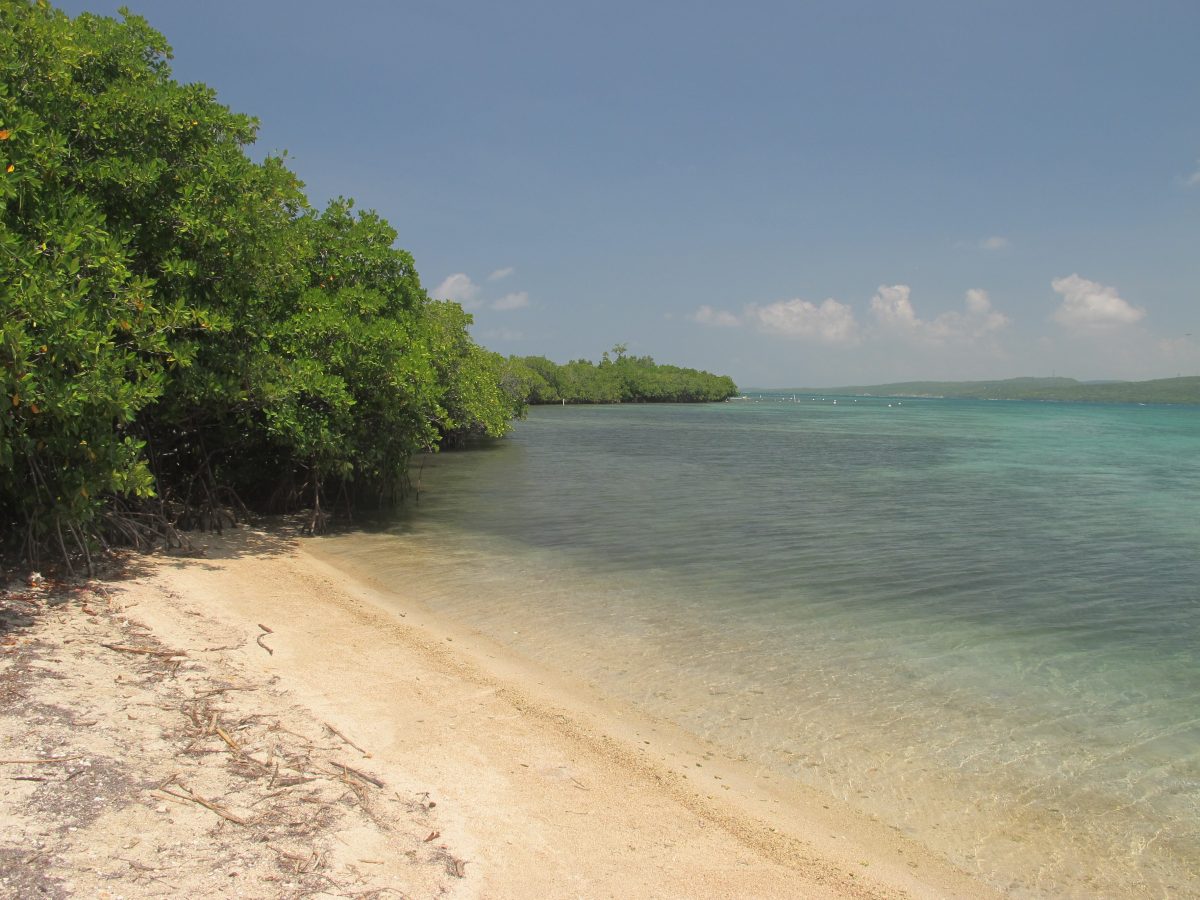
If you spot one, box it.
[504,346,738,404]
[781,376,1200,405]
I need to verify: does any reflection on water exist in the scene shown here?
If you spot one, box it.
[319,398,1200,897]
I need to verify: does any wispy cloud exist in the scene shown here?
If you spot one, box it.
[433,273,481,308]
[491,291,530,311]
[931,288,1010,340]
[870,285,1009,344]
[955,236,1011,251]
[487,266,515,281]
[1157,336,1195,359]
[479,327,524,341]
[1182,157,1200,187]
[689,305,741,327]
[1051,274,1145,329]
[745,297,860,344]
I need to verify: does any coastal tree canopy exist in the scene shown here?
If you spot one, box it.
[503,348,739,404]
[0,0,523,565]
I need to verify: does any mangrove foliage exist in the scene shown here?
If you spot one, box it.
[0,1,523,565]
[503,347,738,404]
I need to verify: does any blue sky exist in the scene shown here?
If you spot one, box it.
[60,1,1200,386]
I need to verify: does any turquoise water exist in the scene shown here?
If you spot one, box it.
[319,398,1200,897]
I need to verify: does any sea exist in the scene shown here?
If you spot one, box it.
[316,396,1200,897]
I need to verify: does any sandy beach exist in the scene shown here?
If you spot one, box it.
[1,526,999,898]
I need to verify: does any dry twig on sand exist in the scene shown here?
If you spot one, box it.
[100,642,185,658]
[256,623,274,656]
[325,721,370,757]
[332,761,384,789]
[158,781,250,826]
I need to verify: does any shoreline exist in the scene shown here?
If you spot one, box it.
[3,526,998,898]
[301,536,998,898]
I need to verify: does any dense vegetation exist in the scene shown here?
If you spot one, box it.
[792,376,1200,405]
[504,346,738,404]
[0,1,523,567]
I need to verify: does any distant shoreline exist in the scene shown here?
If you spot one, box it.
[742,375,1200,406]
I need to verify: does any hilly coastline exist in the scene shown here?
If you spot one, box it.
[782,376,1200,405]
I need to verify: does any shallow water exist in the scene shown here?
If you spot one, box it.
[318,397,1200,897]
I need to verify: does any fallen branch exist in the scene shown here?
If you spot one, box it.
[256,623,273,656]
[0,756,82,765]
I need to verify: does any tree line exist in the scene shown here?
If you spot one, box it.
[503,346,738,404]
[0,3,739,568]
[0,2,522,565]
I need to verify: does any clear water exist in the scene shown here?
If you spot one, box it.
[318,397,1200,897]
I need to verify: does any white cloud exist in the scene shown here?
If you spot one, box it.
[690,285,1009,355]
[1051,274,1145,329]
[433,273,481,308]
[964,288,991,315]
[1184,160,1200,187]
[745,297,860,344]
[690,305,741,327]
[979,236,1010,251]
[870,284,920,333]
[929,288,1010,340]
[870,285,1009,343]
[434,272,530,312]
[491,291,530,311]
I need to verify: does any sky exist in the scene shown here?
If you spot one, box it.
[58,0,1200,387]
